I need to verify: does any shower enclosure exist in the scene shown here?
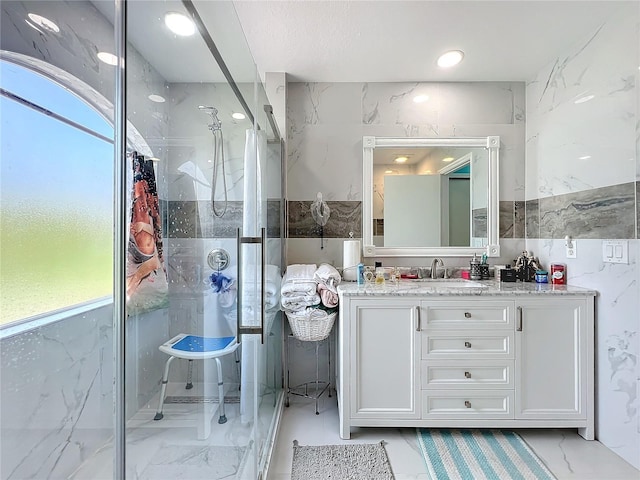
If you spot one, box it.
[0,1,284,479]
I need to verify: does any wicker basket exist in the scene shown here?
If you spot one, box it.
[286,310,337,342]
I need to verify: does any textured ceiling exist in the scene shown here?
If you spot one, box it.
[233,0,633,82]
[94,1,635,83]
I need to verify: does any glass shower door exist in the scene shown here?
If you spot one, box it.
[120,2,283,479]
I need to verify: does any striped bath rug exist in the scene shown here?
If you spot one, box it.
[417,429,556,480]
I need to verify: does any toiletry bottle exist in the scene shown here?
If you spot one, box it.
[375,270,385,285]
[470,254,482,280]
[357,263,365,286]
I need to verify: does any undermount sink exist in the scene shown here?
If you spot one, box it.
[405,279,488,288]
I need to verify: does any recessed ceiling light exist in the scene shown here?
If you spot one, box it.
[413,95,429,103]
[231,112,246,120]
[165,12,195,36]
[574,95,595,104]
[97,52,118,66]
[578,155,591,160]
[442,157,454,162]
[27,13,60,33]
[437,50,464,68]
[394,156,408,164]
[148,94,166,103]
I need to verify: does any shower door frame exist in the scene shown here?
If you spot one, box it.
[113,1,285,477]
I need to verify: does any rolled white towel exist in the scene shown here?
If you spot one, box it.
[281,293,321,311]
[281,279,317,297]
[281,263,317,297]
[282,264,317,282]
[314,263,341,293]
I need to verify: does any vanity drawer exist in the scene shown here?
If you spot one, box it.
[421,331,513,359]
[421,391,513,419]
[421,360,513,389]
[421,300,512,329]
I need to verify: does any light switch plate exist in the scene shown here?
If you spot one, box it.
[602,240,628,264]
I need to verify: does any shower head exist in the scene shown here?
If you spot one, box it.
[198,105,218,113]
[198,105,222,132]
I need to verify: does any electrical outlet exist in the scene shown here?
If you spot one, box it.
[566,240,577,258]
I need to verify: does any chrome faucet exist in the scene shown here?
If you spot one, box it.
[430,258,444,279]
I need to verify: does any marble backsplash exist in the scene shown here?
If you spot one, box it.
[500,200,526,239]
[165,200,282,239]
[637,181,640,238]
[525,182,636,239]
[288,200,361,238]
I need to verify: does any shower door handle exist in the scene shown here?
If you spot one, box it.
[236,228,266,343]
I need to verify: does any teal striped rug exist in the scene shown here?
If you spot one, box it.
[417,429,556,480]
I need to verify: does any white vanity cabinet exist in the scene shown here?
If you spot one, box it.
[345,299,420,422]
[515,298,591,425]
[337,287,594,441]
[420,299,515,420]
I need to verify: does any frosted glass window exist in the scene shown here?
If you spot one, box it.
[0,60,114,325]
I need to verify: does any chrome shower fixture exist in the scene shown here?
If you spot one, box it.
[198,105,222,132]
[198,105,227,217]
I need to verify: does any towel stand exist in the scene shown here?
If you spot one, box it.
[285,332,332,414]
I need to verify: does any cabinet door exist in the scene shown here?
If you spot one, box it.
[350,299,420,419]
[515,298,589,419]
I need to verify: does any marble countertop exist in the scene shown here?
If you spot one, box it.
[337,279,597,297]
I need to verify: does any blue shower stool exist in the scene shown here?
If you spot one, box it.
[154,334,239,437]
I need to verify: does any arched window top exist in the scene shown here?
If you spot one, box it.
[1,59,112,138]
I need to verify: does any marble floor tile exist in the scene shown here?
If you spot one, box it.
[267,394,640,480]
[69,383,267,480]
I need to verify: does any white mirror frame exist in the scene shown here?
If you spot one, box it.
[362,135,500,258]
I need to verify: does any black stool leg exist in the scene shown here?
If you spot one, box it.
[186,359,194,390]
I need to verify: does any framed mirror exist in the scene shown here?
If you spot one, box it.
[362,136,500,258]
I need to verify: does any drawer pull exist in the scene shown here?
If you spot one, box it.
[465,400,472,408]
[464,312,471,318]
[517,306,523,331]
[464,371,471,379]
[464,341,472,348]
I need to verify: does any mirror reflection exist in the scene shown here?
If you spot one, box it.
[373,145,489,248]
[362,136,500,258]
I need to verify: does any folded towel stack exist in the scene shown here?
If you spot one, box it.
[281,263,341,316]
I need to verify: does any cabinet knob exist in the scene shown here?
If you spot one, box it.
[464,371,471,379]
[464,312,472,318]
[464,400,472,408]
[464,341,472,348]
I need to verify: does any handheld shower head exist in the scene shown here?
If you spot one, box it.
[198,105,222,132]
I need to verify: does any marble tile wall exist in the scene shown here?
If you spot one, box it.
[288,200,361,238]
[499,200,526,238]
[286,80,526,258]
[524,183,637,239]
[285,81,527,388]
[525,4,639,468]
[0,304,115,480]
